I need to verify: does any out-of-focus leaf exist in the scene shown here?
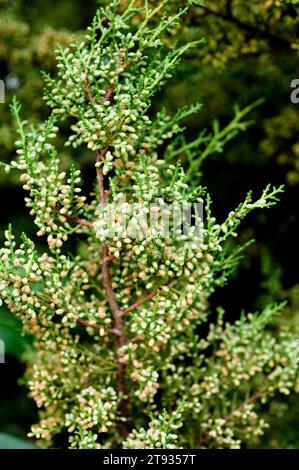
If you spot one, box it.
[0,433,36,449]
[0,307,31,358]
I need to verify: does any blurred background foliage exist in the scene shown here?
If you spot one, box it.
[0,0,299,448]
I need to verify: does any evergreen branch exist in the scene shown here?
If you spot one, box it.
[84,63,97,105]
[56,208,94,229]
[197,390,263,447]
[223,390,262,423]
[122,276,178,315]
[2,2,298,450]
[76,318,103,331]
[95,128,128,438]
[186,99,264,177]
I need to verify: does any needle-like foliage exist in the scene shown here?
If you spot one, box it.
[1,0,298,449]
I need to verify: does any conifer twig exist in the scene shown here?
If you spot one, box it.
[123,276,178,315]
[61,211,94,229]
[95,124,128,438]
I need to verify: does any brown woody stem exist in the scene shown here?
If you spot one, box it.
[77,318,102,331]
[63,212,93,229]
[96,156,128,437]
[123,277,178,315]
[85,64,96,105]
[84,53,133,437]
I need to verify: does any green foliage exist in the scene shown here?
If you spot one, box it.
[0,306,29,357]
[1,0,299,449]
[0,433,36,449]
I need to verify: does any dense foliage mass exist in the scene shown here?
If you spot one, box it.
[0,1,299,448]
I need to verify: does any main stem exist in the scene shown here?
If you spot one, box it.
[96,150,128,438]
